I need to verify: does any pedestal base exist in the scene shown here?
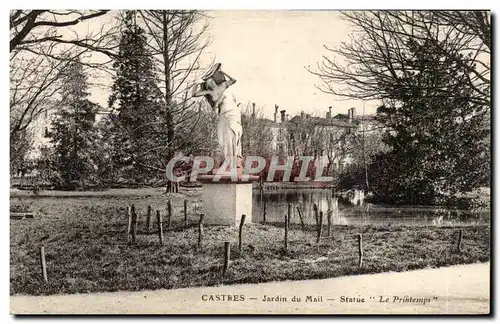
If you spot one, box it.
[199,175,259,226]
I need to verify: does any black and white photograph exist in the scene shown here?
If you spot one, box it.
[8,8,491,315]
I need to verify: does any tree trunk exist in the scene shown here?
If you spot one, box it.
[161,11,176,194]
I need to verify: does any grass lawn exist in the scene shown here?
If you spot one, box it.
[10,188,490,296]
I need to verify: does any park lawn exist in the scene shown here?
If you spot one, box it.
[10,190,490,296]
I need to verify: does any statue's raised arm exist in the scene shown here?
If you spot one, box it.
[191,82,210,97]
[220,71,236,88]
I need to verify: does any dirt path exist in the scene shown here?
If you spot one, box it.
[10,262,489,315]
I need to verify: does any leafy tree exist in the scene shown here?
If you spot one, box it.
[49,59,99,190]
[10,128,33,176]
[91,114,121,187]
[108,11,164,183]
[372,39,489,204]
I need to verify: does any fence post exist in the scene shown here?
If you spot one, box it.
[313,203,319,227]
[127,205,132,242]
[39,246,48,283]
[222,242,230,277]
[238,214,246,253]
[287,203,292,227]
[457,229,463,253]
[127,204,137,243]
[263,201,267,224]
[284,214,289,251]
[198,214,204,251]
[167,200,172,228]
[157,210,163,245]
[357,234,363,267]
[296,206,305,231]
[146,205,152,232]
[184,200,188,226]
[327,210,332,237]
[316,211,323,243]
[130,205,137,244]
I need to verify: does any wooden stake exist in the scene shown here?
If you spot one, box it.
[238,214,246,253]
[313,203,319,227]
[39,246,48,283]
[296,206,305,231]
[327,210,332,237]
[287,203,292,227]
[146,205,152,232]
[127,206,132,242]
[357,234,363,267]
[316,211,323,243]
[457,229,463,253]
[284,214,289,251]
[222,242,230,277]
[167,200,172,228]
[184,200,187,226]
[156,210,163,245]
[263,201,267,224]
[198,214,204,251]
[131,208,138,243]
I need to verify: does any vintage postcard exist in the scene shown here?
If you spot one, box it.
[9,9,491,315]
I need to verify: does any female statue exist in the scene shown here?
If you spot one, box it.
[192,63,242,173]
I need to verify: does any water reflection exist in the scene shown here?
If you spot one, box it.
[253,189,489,226]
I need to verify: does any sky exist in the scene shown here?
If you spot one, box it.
[203,10,378,119]
[88,10,380,120]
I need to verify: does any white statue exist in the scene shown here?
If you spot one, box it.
[192,63,242,173]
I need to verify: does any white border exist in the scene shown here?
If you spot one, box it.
[2,2,497,323]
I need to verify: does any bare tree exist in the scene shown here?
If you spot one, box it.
[10,10,113,54]
[189,100,219,155]
[308,11,490,107]
[323,125,356,174]
[10,10,122,170]
[288,113,355,174]
[241,102,274,157]
[133,10,210,189]
[10,44,67,138]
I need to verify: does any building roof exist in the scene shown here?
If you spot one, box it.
[332,113,378,126]
[260,118,288,128]
[332,113,348,120]
[289,115,357,128]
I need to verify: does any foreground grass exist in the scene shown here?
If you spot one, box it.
[10,190,490,296]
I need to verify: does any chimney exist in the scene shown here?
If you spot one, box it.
[252,102,256,118]
[326,106,332,119]
[348,108,353,123]
[280,109,286,123]
[274,104,279,122]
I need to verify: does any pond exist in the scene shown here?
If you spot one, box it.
[252,189,489,226]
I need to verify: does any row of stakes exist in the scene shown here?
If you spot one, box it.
[126,200,184,245]
[125,201,330,248]
[37,200,466,283]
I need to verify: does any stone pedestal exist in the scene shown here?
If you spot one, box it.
[199,175,259,226]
